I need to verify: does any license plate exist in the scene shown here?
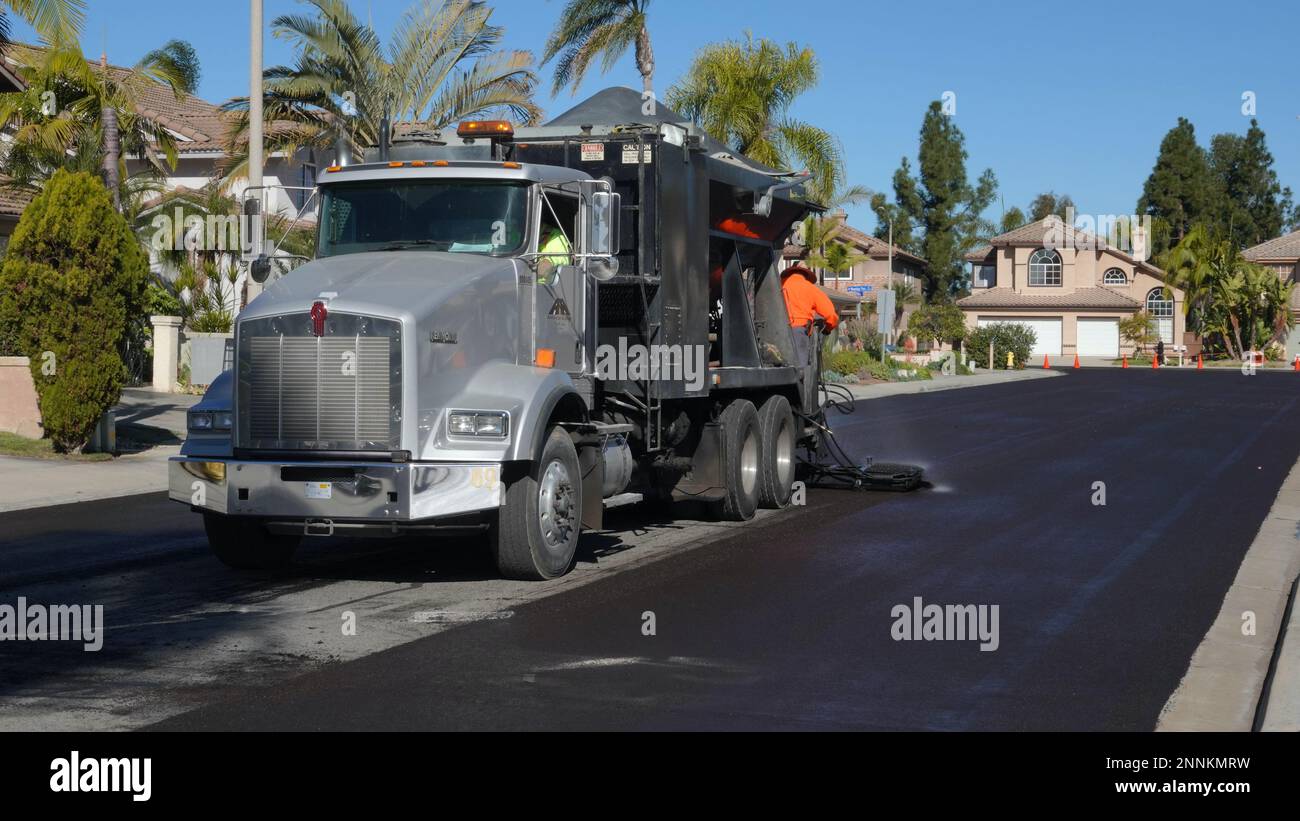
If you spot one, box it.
[305,482,332,500]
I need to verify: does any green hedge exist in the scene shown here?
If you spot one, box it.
[966,322,1037,369]
[0,171,147,452]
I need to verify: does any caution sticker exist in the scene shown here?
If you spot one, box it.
[580,142,604,161]
[622,144,652,164]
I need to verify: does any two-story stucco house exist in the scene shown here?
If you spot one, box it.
[958,216,1187,359]
[1242,230,1300,361]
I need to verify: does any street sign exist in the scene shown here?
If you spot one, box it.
[876,288,896,335]
[847,285,873,296]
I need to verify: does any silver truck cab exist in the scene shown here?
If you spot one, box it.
[171,154,624,580]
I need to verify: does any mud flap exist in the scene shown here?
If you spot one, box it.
[577,442,604,530]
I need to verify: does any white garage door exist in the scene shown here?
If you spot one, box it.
[1077,318,1119,358]
[977,317,1062,356]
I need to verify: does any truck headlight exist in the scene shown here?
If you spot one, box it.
[188,410,233,432]
[448,411,509,439]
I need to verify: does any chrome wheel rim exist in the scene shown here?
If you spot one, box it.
[538,460,576,550]
[775,417,795,491]
[740,426,759,496]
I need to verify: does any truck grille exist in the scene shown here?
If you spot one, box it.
[236,312,402,452]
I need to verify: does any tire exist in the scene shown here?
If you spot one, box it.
[717,399,761,521]
[757,395,796,509]
[492,427,583,580]
[203,513,300,570]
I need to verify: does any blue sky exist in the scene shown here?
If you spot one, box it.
[12,0,1300,233]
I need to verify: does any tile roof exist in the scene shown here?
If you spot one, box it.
[835,222,927,266]
[957,286,1142,310]
[1243,230,1300,262]
[965,244,993,262]
[981,215,1165,278]
[4,45,234,155]
[0,183,34,217]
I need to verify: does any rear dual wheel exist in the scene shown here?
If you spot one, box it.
[717,395,797,521]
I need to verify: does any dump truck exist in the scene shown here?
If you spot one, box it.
[170,88,831,580]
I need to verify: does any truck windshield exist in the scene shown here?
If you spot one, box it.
[317,180,528,257]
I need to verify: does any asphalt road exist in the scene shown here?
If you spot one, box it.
[2,369,1298,730]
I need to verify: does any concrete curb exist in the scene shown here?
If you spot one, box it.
[1157,456,1300,731]
[843,367,1061,400]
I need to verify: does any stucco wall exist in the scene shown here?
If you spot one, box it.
[0,357,42,438]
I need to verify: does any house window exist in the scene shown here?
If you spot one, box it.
[974,264,995,288]
[1028,248,1062,286]
[825,265,853,281]
[1146,287,1174,343]
[1103,267,1127,286]
[294,164,318,210]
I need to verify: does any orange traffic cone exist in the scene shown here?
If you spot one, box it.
[1197,353,1204,370]
[1293,354,1299,373]
[1043,353,1051,369]
[1073,353,1080,369]
[1152,353,1159,370]
[1122,355,1128,369]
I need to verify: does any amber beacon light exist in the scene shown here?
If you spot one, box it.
[457,120,514,139]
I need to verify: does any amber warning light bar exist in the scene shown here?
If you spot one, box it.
[457,120,514,140]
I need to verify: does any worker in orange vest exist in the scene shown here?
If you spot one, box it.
[781,263,838,367]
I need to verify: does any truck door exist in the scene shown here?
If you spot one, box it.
[534,187,586,374]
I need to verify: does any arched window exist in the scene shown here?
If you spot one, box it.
[1103,268,1128,286]
[1028,248,1062,286]
[1146,287,1174,343]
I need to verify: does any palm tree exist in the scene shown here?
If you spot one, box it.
[666,34,846,203]
[0,43,190,206]
[541,0,654,97]
[222,0,540,178]
[0,0,84,46]
[1160,223,1295,358]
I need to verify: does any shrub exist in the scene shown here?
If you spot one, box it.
[0,170,148,451]
[839,317,882,357]
[823,348,876,377]
[966,322,1036,369]
[907,302,967,346]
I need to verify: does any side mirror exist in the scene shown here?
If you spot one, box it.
[249,255,272,284]
[579,181,620,281]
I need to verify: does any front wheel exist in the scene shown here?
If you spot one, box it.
[492,427,583,580]
[203,512,300,570]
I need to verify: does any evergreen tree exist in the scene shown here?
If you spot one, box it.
[999,206,1026,233]
[1028,191,1074,222]
[1208,120,1293,248]
[1137,117,1215,255]
[0,170,147,452]
[875,101,997,298]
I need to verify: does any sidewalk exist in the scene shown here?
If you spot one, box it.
[0,388,194,514]
[0,445,176,513]
[1159,453,1300,731]
[844,366,1060,400]
[114,387,200,438]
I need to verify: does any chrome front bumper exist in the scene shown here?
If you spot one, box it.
[169,457,503,521]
